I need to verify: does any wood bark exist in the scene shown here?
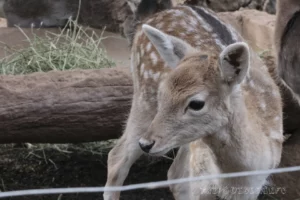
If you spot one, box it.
[0,67,133,144]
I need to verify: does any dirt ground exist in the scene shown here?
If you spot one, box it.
[0,142,281,200]
[0,143,174,200]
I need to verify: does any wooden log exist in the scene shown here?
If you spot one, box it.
[0,67,133,144]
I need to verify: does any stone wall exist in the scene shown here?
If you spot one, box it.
[182,0,276,14]
[218,9,275,52]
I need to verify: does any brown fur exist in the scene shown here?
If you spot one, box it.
[271,1,300,197]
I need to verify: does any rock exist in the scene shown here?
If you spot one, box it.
[184,0,277,14]
[185,0,252,12]
[263,0,276,14]
[0,17,6,27]
[2,0,138,33]
[1,0,277,35]
[218,9,276,51]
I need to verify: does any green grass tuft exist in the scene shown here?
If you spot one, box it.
[0,19,115,75]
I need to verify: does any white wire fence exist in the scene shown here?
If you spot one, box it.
[0,165,300,198]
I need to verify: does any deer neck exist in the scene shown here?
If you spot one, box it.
[202,91,253,172]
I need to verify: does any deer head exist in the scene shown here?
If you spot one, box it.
[138,24,250,155]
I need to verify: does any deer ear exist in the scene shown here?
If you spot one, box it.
[219,42,250,86]
[142,24,193,68]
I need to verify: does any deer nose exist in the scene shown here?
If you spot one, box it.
[139,138,155,153]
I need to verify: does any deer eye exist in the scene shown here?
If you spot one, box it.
[188,100,205,111]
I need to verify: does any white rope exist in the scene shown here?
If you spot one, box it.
[1,166,300,198]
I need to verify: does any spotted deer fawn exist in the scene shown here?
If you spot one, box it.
[104,0,284,199]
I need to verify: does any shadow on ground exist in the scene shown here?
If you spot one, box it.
[0,144,174,200]
[0,143,282,200]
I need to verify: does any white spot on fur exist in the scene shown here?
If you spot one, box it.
[140,63,145,75]
[136,52,140,65]
[272,90,279,97]
[140,44,145,57]
[160,72,168,80]
[246,73,251,80]
[157,22,164,29]
[242,77,247,85]
[196,41,202,47]
[156,14,163,21]
[274,116,281,121]
[189,151,194,165]
[130,52,134,73]
[150,87,156,94]
[269,130,283,141]
[217,127,231,144]
[150,96,157,103]
[232,84,242,94]
[249,80,255,88]
[187,26,194,34]
[146,18,153,24]
[260,101,266,111]
[141,48,145,57]
[138,94,151,110]
[262,65,268,71]
[180,19,186,27]
[144,70,149,79]
[148,69,154,78]
[173,10,182,17]
[135,30,143,40]
[166,10,173,14]
[152,72,160,82]
[189,16,198,27]
[146,43,152,52]
[150,52,158,65]
[169,22,176,29]
[257,87,265,93]
[144,101,151,110]
[167,27,174,32]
